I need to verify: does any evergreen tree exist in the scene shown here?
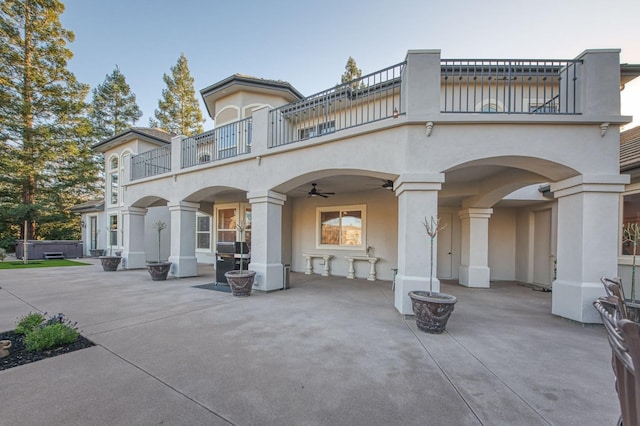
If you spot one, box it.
[341,56,363,85]
[90,66,142,140]
[0,0,100,245]
[153,53,204,136]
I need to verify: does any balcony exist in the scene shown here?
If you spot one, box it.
[130,145,171,180]
[181,117,252,168]
[269,62,406,148]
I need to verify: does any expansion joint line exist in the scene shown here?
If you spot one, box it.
[1,287,42,313]
[446,331,553,426]
[99,345,236,426]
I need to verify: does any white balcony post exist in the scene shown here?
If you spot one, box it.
[122,206,147,269]
[575,49,622,117]
[250,106,269,157]
[168,201,199,278]
[458,208,493,288]
[171,135,186,174]
[394,173,445,314]
[402,50,441,118]
[550,175,628,323]
[247,190,286,291]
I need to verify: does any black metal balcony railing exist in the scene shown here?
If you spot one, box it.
[269,62,405,148]
[440,59,582,114]
[130,145,171,180]
[181,117,252,169]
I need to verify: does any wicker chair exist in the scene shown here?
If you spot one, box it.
[594,297,638,425]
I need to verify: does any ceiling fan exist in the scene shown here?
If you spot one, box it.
[308,183,335,198]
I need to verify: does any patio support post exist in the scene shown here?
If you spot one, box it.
[458,208,493,288]
[394,173,444,314]
[122,206,147,269]
[550,175,628,323]
[248,190,286,291]
[168,201,199,278]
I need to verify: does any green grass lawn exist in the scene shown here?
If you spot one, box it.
[0,259,91,269]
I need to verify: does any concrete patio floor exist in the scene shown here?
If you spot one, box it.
[0,258,619,425]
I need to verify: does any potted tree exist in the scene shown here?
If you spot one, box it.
[408,216,457,333]
[146,220,171,281]
[622,223,640,321]
[224,219,255,297]
[99,226,121,271]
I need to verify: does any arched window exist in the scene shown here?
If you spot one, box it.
[108,155,119,206]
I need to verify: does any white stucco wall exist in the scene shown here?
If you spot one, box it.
[488,208,517,280]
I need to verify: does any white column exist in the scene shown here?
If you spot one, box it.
[168,201,199,278]
[394,173,444,314]
[248,190,286,292]
[458,208,493,288]
[122,207,147,269]
[550,175,628,323]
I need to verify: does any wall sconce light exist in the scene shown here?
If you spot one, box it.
[425,122,434,137]
[393,107,399,118]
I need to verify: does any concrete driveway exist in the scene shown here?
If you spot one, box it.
[0,259,619,425]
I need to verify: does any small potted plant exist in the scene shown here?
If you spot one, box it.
[147,220,171,281]
[408,216,457,333]
[224,219,255,297]
[99,226,122,271]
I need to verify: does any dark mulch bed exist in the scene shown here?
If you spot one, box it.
[0,330,95,371]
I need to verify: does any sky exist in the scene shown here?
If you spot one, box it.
[60,0,640,130]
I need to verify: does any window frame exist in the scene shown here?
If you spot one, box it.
[621,189,640,258]
[107,154,119,207]
[196,213,212,252]
[315,204,367,250]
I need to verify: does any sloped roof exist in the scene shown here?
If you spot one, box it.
[92,127,175,152]
[621,126,640,171]
[69,199,104,213]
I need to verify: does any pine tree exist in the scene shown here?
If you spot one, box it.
[341,56,363,85]
[153,53,204,136]
[90,66,142,140]
[0,0,100,244]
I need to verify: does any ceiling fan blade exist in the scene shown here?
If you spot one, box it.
[318,193,328,198]
[323,192,335,195]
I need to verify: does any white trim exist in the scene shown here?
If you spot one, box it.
[214,105,240,125]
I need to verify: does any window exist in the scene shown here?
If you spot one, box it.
[622,192,640,255]
[215,204,252,248]
[317,120,336,135]
[317,205,366,249]
[217,208,237,242]
[196,215,211,250]
[299,126,316,140]
[109,215,118,248]
[108,156,119,205]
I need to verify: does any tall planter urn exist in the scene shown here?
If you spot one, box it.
[147,262,172,281]
[225,270,256,297]
[409,291,457,334]
[99,256,121,272]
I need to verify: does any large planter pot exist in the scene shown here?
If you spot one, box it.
[99,256,121,271]
[225,270,256,297]
[409,291,457,334]
[147,262,172,281]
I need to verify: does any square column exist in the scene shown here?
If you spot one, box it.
[458,208,493,288]
[550,175,628,323]
[394,173,444,314]
[247,191,287,291]
[168,201,199,278]
[122,207,147,269]
[248,190,286,291]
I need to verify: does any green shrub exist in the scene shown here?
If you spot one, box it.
[15,312,45,335]
[24,323,79,351]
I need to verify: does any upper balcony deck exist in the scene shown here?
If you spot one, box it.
[129,50,629,182]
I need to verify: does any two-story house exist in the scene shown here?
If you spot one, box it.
[78,49,640,324]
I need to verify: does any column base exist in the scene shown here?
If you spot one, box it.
[458,265,490,288]
[552,279,606,323]
[394,274,440,315]
[122,251,147,270]
[248,262,284,292]
[168,256,198,278]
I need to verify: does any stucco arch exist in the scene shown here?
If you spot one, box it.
[183,185,249,204]
[443,155,580,182]
[130,195,169,208]
[272,168,398,195]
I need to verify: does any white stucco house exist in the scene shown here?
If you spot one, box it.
[75,49,640,324]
